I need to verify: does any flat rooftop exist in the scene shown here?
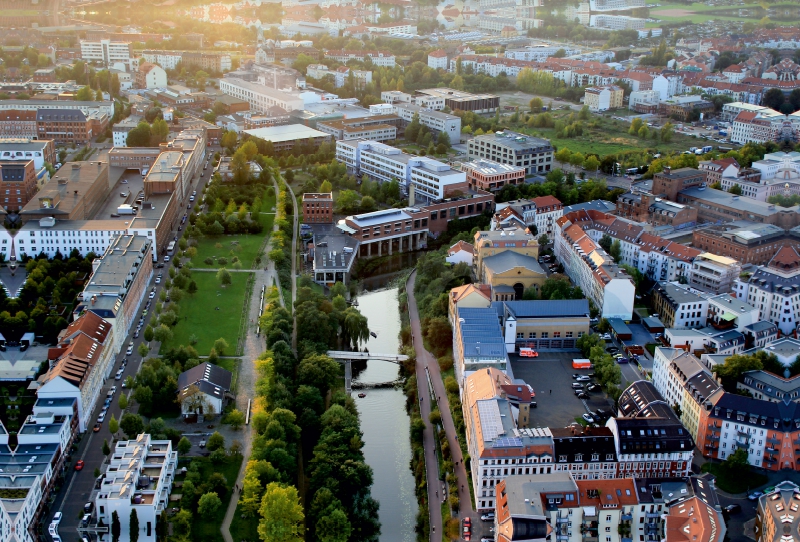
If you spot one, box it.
[680,187,797,215]
[461,158,525,175]
[21,161,107,216]
[144,151,184,184]
[83,235,149,294]
[418,87,498,101]
[655,281,705,305]
[244,124,329,143]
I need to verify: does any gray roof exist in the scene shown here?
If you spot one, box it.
[653,281,706,306]
[744,320,778,333]
[562,199,616,214]
[472,130,553,153]
[313,234,358,272]
[482,251,545,275]
[37,109,88,122]
[680,186,798,215]
[177,362,232,392]
[492,299,590,319]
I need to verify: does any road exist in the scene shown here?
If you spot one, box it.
[407,270,476,540]
[47,147,221,540]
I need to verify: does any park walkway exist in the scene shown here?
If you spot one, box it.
[220,179,284,542]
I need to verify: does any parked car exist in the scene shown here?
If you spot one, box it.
[571,383,584,389]
[748,491,763,501]
[75,460,85,471]
[616,357,629,364]
[587,384,600,392]
[199,439,206,448]
[52,512,62,524]
[481,513,495,522]
[724,504,741,514]
[576,375,591,382]
[133,330,139,339]
[582,413,595,423]
[576,392,589,399]
[115,369,124,380]
[148,291,156,299]
[164,255,170,262]
[126,344,134,355]
[606,347,619,353]
[110,386,117,394]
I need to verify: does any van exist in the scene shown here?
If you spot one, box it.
[519,347,538,357]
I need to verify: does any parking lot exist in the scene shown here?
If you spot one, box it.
[509,352,615,428]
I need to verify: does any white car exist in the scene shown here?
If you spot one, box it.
[164,255,170,262]
[115,369,124,380]
[110,386,117,395]
[126,345,134,355]
[97,412,106,423]
[575,375,591,382]
[52,512,62,524]
[149,291,156,299]
[155,277,161,284]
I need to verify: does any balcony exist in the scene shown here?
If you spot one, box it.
[767,436,781,445]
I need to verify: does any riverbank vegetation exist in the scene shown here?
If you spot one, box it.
[270,178,294,298]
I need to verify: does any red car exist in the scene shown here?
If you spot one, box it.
[75,460,85,471]
[93,423,101,432]
[463,517,471,540]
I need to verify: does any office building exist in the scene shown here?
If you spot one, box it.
[310,234,359,287]
[0,159,37,212]
[302,192,333,224]
[95,434,178,542]
[493,299,590,352]
[36,109,109,145]
[0,111,37,138]
[80,39,133,69]
[461,159,525,193]
[336,207,428,257]
[453,308,509,388]
[467,130,554,176]
[691,222,796,266]
[0,100,115,118]
[391,103,461,138]
[244,125,330,152]
[219,78,305,113]
[317,116,398,142]
[416,87,499,114]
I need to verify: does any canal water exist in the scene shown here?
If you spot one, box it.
[353,286,416,542]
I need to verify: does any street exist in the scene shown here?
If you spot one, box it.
[46,146,221,540]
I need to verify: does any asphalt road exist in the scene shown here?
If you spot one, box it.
[46,147,221,540]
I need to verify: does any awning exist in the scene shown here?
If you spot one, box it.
[721,312,737,321]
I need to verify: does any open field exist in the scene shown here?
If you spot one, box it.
[189,207,274,270]
[646,1,800,23]
[159,271,252,356]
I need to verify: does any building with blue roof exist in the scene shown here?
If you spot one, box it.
[454,307,510,389]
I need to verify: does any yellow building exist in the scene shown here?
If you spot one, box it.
[473,229,539,276]
[448,283,492,324]
[482,251,546,301]
[584,85,624,112]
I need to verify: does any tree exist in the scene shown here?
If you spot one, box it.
[102,439,110,456]
[138,343,150,357]
[226,409,246,429]
[153,324,173,343]
[109,413,119,435]
[119,393,128,410]
[714,353,764,388]
[214,338,229,356]
[221,131,237,152]
[151,118,169,144]
[126,122,152,147]
[316,508,352,542]
[728,184,743,195]
[609,239,622,263]
[178,436,192,455]
[120,413,144,439]
[319,180,333,193]
[198,492,223,516]
[335,190,361,213]
[112,511,121,542]
[598,234,613,252]
[660,122,674,143]
[144,325,154,342]
[207,431,225,451]
[555,147,571,164]
[258,483,304,542]
[134,385,153,412]
[530,97,544,112]
[76,86,93,101]
[217,267,232,286]
[538,234,549,246]
[763,88,785,110]
[130,509,139,542]
[584,155,601,175]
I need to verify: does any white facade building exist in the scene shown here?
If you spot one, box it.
[14,218,128,259]
[689,253,742,294]
[735,246,800,336]
[219,78,305,112]
[80,40,133,69]
[427,50,448,69]
[392,103,461,138]
[752,151,800,180]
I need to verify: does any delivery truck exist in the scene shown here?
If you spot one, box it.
[572,359,592,369]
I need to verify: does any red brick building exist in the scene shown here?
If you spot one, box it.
[460,159,525,192]
[0,110,37,138]
[0,159,37,212]
[36,109,108,145]
[303,192,333,224]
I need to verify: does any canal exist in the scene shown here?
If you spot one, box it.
[353,286,416,542]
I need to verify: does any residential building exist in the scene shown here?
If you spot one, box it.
[554,213,636,320]
[391,103,461,138]
[76,234,153,344]
[177,362,232,419]
[706,293,760,331]
[461,159,525,193]
[36,311,115,432]
[462,367,551,511]
[664,326,746,356]
[494,299,590,352]
[467,130,554,176]
[735,245,800,335]
[416,87,499,114]
[179,51,232,72]
[583,85,623,111]
[244,125,331,152]
[219,78,305,113]
[688,253,742,294]
[751,151,800,180]
[755,482,800,542]
[95,434,178,542]
[0,110,37,138]
[306,64,372,88]
[629,89,661,113]
[651,281,709,329]
[738,370,800,403]
[448,283,491,324]
[427,50,448,69]
[135,62,167,89]
[302,192,333,224]
[112,116,142,147]
[610,381,694,478]
[446,240,474,266]
[661,476,727,542]
[36,109,109,145]
[337,208,428,257]
[491,196,563,236]
[310,234,359,287]
[0,159,37,212]
[317,116,398,142]
[0,139,56,171]
[550,425,618,480]
[323,49,396,67]
[336,139,467,203]
[453,308,509,388]
[80,39,133,69]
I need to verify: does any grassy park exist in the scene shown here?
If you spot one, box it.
[189,203,275,270]
[159,271,252,356]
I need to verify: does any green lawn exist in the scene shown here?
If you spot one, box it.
[175,455,243,542]
[229,503,259,542]
[190,202,275,270]
[700,462,767,494]
[159,272,252,356]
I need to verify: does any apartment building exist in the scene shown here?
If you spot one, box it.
[583,85,624,111]
[461,159,525,193]
[323,49,396,67]
[80,39,133,69]
[756,483,800,542]
[336,139,467,203]
[0,110,37,138]
[738,369,800,404]
[551,426,618,480]
[135,62,167,89]
[391,103,461,137]
[0,159,37,212]
[427,49,448,69]
[610,381,694,478]
[490,196,563,236]
[219,78,305,112]
[0,139,55,170]
[752,151,800,180]
[651,281,709,329]
[467,130,554,176]
[36,109,109,145]
[302,192,333,224]
[36,311,115,432]
[77,234,153,344]
[95,434,178,542]
[462,367,551,511]
[0,412,74,542]
[453,308,509,388]
[317,116,398,142]
[180,51,232,72]
[494,299,590,352]
[689,253,742,294]
[554,213,635,320]
[735,245,800,335]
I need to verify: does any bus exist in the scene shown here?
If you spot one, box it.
[167,241,176,255]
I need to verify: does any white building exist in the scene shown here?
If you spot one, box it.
[735,245,800,336]
[752,151,800,180]
[138,63,167,89]
[305,64,372,88]
[14,218,128,259]
[219,77,305,112]
[112,116,142,147]
[446,240,475,266]
[391,103,461,138]
[80,40,133,69]
[324,49,396,67]
[706,293,759,331]
[629,89,660,110]
[380,90,445,110]
[95,434,178,542]
[504,45,579,61]
[140,50,183,70]
[428,50,448,69]
[652,281,709,329]
[0,139,53,170]
[336,139,467,203]
[177,362,232,419]
[689,253,742,294]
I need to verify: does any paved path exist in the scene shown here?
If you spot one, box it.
[220,184,284,542]
[284,179,299,351]
[406,270,475,540]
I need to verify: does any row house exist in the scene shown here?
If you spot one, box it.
[489,195,563,236]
